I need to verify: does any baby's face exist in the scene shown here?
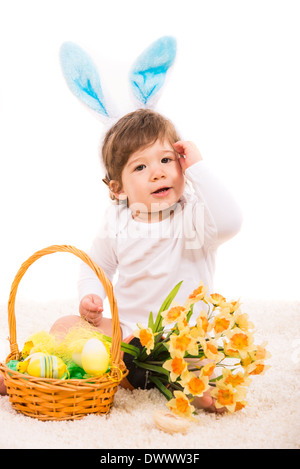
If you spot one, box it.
[119,139,185,215]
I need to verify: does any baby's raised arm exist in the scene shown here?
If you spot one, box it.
[79,294,104,327]
[173,140,203,173]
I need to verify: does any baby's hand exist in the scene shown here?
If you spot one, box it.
[173,141,203,173]
[79,294,104,327]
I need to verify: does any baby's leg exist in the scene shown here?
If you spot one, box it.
[193,392,226,414]
[49,315,113,341]
[0,374,7,395]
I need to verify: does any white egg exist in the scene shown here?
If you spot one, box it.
[81,338,110,376]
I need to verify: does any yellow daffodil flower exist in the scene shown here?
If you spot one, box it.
[246,361,271,376]
[217,368,251,388]
[185,282,207,306]
[210,382,247,413]
[190,310,210,339]
[225,328,255,359]
[226,299,241,314]
[168,331,199,358]
[163,355,188,381]
[133,324,155,355]
[208,293,227,307]
[200,362,216,377]
[166,390,195,419]
[180,370,209,397]
[211,311,234,337]
[161,305,187,326]
[240,343,271,369]
[253,343,271,361]
[233,312,254,332]
[199,338,225,362]
[234,400,248,411]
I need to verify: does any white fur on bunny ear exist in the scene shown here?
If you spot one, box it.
[129,36,177,108]
[60,42,117,121]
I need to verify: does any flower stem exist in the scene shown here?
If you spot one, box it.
[133,360,169,377]
[148,376,173,400]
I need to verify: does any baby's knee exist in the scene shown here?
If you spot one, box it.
[49,315,87,341]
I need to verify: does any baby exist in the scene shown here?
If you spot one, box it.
[49,108,243,412]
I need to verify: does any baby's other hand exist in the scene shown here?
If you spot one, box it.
[173,141,203,173]
[79,294,104,327]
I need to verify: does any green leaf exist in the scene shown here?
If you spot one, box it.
[186,304,194,322]
[133,360,170,377]
[153,281,183,333]
[148,311,154,330]
[148,376,173,400]
[102,334,140,358]
[120,342,140,357]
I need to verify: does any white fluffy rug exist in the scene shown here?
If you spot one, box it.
[0,297,299,449]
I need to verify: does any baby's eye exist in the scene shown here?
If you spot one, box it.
[134,164,146,172]
[161,157,172,163]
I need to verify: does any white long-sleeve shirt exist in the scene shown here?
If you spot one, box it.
[78,161,243,336]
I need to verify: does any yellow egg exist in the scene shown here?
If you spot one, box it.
[81,338,110,376]
[20,353,68,378]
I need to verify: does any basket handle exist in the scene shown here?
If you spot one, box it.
[7,245,121,365]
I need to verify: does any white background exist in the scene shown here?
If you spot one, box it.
[0,0,299,308]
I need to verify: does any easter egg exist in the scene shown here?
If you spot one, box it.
[20,352,68,379]
[81,338,110,376]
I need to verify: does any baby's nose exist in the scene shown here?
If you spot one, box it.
[151,165,166,180]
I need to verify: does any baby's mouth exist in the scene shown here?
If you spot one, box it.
[152,186,171,194]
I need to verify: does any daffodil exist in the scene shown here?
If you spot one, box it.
[162,356,188,381]
[239,343,271,369]
[168,331,199,358]
[253,343,271,361]
[133,324,155,355]
[246,361,270,376]
[190,310,210,339]
[218,368,251,388]
[176,315,189,332]
[233,312,254,332]
[211,311,233,337]
[199,338,225,362]
[224,342,241,359]
[161,305,187,327]
[225,328,255,359]
[226,299,241,314]
[180,371,209,397]
[166,390,195,419]
[208,293,226,307]
[210,382,247,413]
[185,282,207,306]
[234,400,248,412]
[200,362,216,377]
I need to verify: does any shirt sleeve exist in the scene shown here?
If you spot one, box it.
[77,207,118,302]
[185,161,243,246]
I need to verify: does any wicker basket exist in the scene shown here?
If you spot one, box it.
[0,245,127,421]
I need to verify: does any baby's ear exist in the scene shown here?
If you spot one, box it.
[109,180,127,201]
[129,36,177,108]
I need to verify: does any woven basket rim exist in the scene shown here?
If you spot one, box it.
[0,359,127,382]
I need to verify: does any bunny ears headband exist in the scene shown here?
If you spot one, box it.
[59,36,177,124]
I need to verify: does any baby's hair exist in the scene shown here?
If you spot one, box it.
[101,109,181,201]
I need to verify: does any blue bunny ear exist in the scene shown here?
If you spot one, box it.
[60,42,110,118]
[129,36,177,107]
